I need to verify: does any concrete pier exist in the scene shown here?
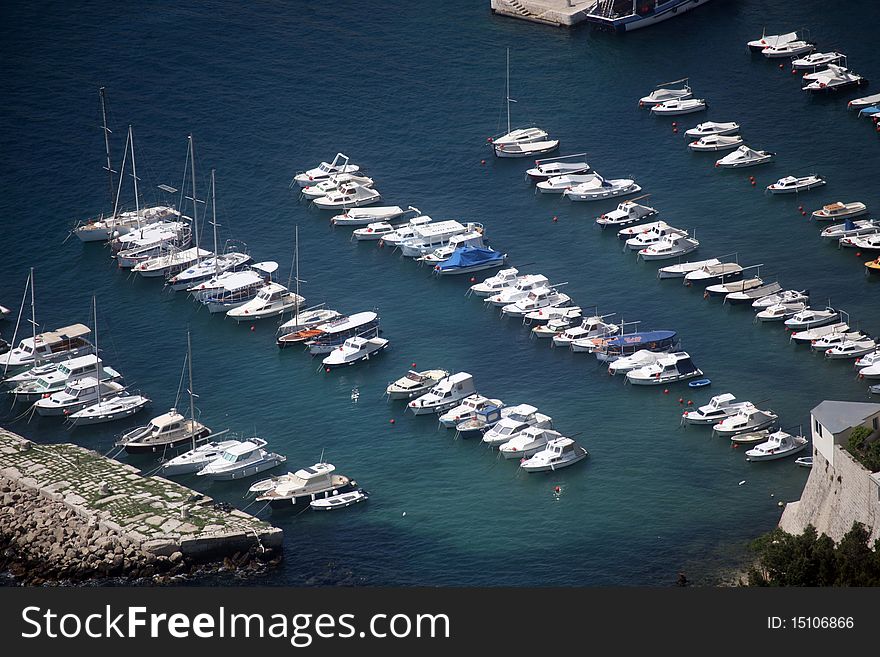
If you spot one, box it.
[0,428,281,582]
[490,0,598,27]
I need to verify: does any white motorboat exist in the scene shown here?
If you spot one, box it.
[564,176,641,202]
[767,175,825,194]
[519,437,588,472]
[688,134,744,152]
[745,430,808,461]
[485,274,549,307]
[617,219,670,241]
[755,302,807,322]
[310,490,369,511]
[167,250,252,291]
[536,172,600,194]
[1,324,93,370]
[812,330,869,352]
[795,456,814,468]
[747,31,797,53]
[705,276,764,298]
[715,146,775,168]
[332,205,412,227]
[802,64,868,93]
[352,215,431,241]
[812,201,868,222]
[752,289,809,310]
[840,233,880,251]
[312,182,381,209]
[386,369,450,401]
[607,349,664,375]
[499,427,561,460]
[321,336,389,368]
[682,393,752,425]
[762,40,815,58]
[501,286,571,318]
[407,372,476,415]
[639,78,692,107]
[398,220,480,258]
[859,361,880,380]
[625,224,686,251]
[116,408,212,454]
[133,246,212,278]
[789,321,850,344]
[724,281,782,305]
[820,219,878,240]
[638,232,700,260]
[784,307,839,330]
[730,429,772,445]
[481,404,553,447]
[595,197,658,229]
[525,154,590,181]
[252,462,356,508]
[195,438,286,480]
[468,267,521,297]
[848,93,880,109]
[7,354,119,401]
[293,153,360,187]
[532,313,582,339]
[626,351,702,385]
[825,338,877,360]
[67,392,151,426]
[683,262,744,286]
[657,258,721,279]
[524,304,582,326]
[159,437,241,476]
[305,311,380,355]
[792,51,845,70]
[198,268,277,314]
[685,121,740,138]
[300,173,374,199]
[494,139,560,159]
[226,282,304,322]
[379,215,440,248]
[650,98,707,116]
[417,232,486,264]
[552,314,619,349]
[855,350,880,370]
[33,378,125,417]
[712,405,778,436]
[438,394,504,429]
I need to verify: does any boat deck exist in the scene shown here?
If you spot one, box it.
[490,0,598,27]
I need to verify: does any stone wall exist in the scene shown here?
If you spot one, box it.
[779,445,880,543]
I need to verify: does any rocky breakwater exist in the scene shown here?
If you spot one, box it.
[0,429,283,585]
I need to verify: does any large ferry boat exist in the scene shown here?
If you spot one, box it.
[587,0,711,32]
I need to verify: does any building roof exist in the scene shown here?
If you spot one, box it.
[811,401,880,435]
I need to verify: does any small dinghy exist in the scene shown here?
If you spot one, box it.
[795,456,813,468]
[820,219,878,240]
[332,206,411,227]
[762,40,815,58]
[657,258,721,279]
[725,281,782,305]
[685,121,740,138]
[682,393,750,425]
[688,134,744,152]
[715,146,775,168]
[791,51,845,70]
[730,429,772,445]
[638,232,700,261]
[293,153,360,187]
[755,302,807,322]
[196,438,286,481]
[310,489,369,511]
[525,154,590,181]
[408,372,476,415]
[639,78,692,107]
[499,427,561,460]
[747,31,797,53]
[705,276,764,298]
[537,172,601,194]
[626,351,702,386]
[386,369,449,401]
[650,98,707,116]
[322,336,389,369]
[752,289,809,310]
[519,437,588,473]
[564,176,641,202]
[745,430,808,462]
[595,197,658,229]
[784,307,840,330]
[811,199,868,222]
[468,267,522,297]
[767,175,825,194]
[712,405,778,437]
[688,378,711,388]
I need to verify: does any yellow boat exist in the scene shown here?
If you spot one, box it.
[866,257,880,275]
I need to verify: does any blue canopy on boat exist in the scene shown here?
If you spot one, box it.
[602,330,677,347]
[437,246,504,271]
[858,105,880,117]
[844,219,856,231]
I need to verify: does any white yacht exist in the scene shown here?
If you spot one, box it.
[300,173,374,199]
[305,311,380,355]
[552,314,619,349]
[252,462,356,509]
[438,394,504,429]
[638,232,700,260]
[536,172,601,194]
[499,427,561,460]
[398,220,480,258]
[276,308,342,346]
[682,393,751,425]
[712,405,778,437]
[525,304,582,326]
[159,437,241,476]
[684,121,740,137]
[812,200,869,221]
[752,289,809,310]
[657,258,721,279]
[331,205,412,227]
[789,321,850,344]
[468,267,521,297]
[747,31,797,52]
[811,330,866,353]
[481,404,553,448]
[1,324,93,370]
[688,134,743,151]
[33,378,125,417]
[379,215,439,248]
[114,223,193,268]
[484,274,549,307]
[625,224,686,251]
[617,219,670,241]
[226,283,304,322]
[825,338,877,360]
[67,392,151,427]
[792,51,845,70]
[133,247,212,279]
[417,232,486,264]
[293,153,360,187]
[519,437,588,472]
[821,219,879,240]
[840,233,880,251]
[386,369,450,401]
[312,182,381,209]
[407,372,476,415]
[650,98,707,116]
[75,206,181,243]
[784,307,839,330]
[745,430,808,462]
[8,355,120,403]
[321,336,389,368]
[116,407,212,453]
[167,249,252,291]
[195,265,277,313]
[195,438,286,480]
[755,302,807,322]
[525,155,590,181]
[762,40,815,58]
[595,198,658,229]
[564,177,641,202]
[501,286,571,319]
[626,351,702,385]
[767,175,825,194]
[639,78,692,107]
[607,350,664,375]
[715,146,775,168]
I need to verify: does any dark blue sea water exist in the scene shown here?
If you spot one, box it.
[1,0,878,586]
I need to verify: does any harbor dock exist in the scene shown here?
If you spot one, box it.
[490,0,598,27]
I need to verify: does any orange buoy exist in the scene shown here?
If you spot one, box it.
[411,362,417,368]
[687,400,693,406]
[751,180,757,186]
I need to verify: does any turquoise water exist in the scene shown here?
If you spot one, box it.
[1,0,878,586]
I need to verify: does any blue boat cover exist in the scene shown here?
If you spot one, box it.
[858,106,880,117]
[437,246,504,271]
[602,330,677,347]
[844,219,855,231]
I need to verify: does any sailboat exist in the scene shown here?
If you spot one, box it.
[67,298,150,427]
[75,99,181,243]
[116,331,211,453]
[489,49,559,159]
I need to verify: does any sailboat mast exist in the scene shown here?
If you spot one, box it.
[29,267,38,366]
[93,295,102,406]
[294,225,300,325]
[99,87,114,204]
[211,169,219,276]
[111,130,129,225]
[188,135,199,253]
[129,126,140,216]
[187,329,195,433]
[506,48,511,135]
